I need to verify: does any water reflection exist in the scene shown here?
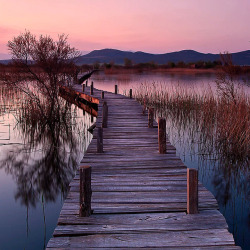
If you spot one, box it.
[0,84,95,249]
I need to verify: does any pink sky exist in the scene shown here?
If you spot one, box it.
[0,0,249,59]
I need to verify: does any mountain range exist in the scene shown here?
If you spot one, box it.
[1,49,250,65]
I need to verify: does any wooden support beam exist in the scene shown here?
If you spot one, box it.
[79,166,92,217]
[115,85,118,94]
[102,101,108,128]
[148,108,154,128]
[187,168,199,214]
[101,91,104,99]
[158,117,166,154]
[82,84,85,93]
[129,89,132,99]
[97,127,103,153]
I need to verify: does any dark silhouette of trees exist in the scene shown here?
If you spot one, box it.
[1,31,80,105]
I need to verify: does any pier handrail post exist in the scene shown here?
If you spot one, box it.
[97,127,104,153]
[148,108,154,128]
[82,84,85,93]
[90,82,93,95]
[115,85,118,94]
[102,101,108,128]
[129,89,132,99]
[142,96,147,114]
[187,168,199,214]
[79,166,92,217]
[158,117,166,154]
[101,91,104,99]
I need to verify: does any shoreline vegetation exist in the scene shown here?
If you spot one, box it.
[130,61,249,166]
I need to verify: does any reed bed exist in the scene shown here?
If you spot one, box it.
[133,81,249,165]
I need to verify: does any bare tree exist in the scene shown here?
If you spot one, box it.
[1,31,80,108]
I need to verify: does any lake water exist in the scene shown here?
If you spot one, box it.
[0,71,249,250]
[0,88,95,250]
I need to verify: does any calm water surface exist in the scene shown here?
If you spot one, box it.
[0,88,95,250]
[0,72,249,250]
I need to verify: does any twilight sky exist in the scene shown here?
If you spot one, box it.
[0,0,249,59]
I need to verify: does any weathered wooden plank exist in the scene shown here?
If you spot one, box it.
[47,229,235,248]
[57,210,221,225]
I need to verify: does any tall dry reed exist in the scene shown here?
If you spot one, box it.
[133,81,249,165]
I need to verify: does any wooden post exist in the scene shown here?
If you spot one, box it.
[142,96,147,114]
[86,80,88,87]
[79,166,92,217]
[115,84,118,94]
[102,101,108,128]
[91,81,94,87]
[97,127,103,153]
[129,89,132,99]
[90,83,93,95]
[82,84,85,93]
[101,91,104,99]
[158,117,166,154]
[148,108,154,128]
[187,168,198,214]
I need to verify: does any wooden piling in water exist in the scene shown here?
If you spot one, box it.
[148,108,154,128]
[101,91,104,99]
[115,85,118,94]
[86,80,88,87]
[187,168,198,214]
[129,89,132,99]
[158,117,166,154]
[142,96,147,114]
[102,101,108,128]
[82,84,85,93]
[97,127,103,153]
[79,166,92,217]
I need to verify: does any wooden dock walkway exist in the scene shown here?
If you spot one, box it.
[47,84,240,249]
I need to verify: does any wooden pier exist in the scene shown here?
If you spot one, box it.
[47,84,240,249]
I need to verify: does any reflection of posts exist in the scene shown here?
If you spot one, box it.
[90,82,93,95]
[115,85,118,94]
[187,168,198,214]
[97,127,104,153]
[102,102,108,128]
[129,89,132,99]
[158,117,166,154]
[79,166,92,217]
[148,108,154,128]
